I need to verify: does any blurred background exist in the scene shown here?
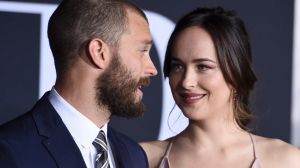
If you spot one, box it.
[0,0,299,147]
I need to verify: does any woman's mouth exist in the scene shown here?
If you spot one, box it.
[180,93,206,104]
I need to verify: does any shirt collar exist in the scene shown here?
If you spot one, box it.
[48,87,109,148]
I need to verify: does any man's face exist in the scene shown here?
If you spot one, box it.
[96,52,150,118]
[96,10,157,118]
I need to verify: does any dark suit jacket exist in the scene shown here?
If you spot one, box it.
[0,93,148,168]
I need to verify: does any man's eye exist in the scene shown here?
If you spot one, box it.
[140,46,151,53]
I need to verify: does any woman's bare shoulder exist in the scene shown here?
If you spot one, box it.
[254,135,300,168]
[140,139,169,150]
[140,139,170,157]
[140,139,171,168]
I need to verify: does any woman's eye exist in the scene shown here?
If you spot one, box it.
[197,64,210,71]
[170,63,183,72]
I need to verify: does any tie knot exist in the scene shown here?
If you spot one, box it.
[93,130,108,152]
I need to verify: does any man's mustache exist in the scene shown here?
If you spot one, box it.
[138,77,150,87]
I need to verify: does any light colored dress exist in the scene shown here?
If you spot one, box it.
[158,134,261,168]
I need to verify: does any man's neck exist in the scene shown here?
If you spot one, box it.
[54,81,110,128]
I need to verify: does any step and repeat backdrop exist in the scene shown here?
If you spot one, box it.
[0,0,299,146]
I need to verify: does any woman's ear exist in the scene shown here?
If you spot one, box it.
[88,38,110,69]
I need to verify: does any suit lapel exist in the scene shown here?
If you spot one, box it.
[108,127,132,168]
[32,93,87,168]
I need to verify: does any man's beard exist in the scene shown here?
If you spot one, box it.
[96,53,150,118]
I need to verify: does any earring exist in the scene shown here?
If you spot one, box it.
[233,90,238,101]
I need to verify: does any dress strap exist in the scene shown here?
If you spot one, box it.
[249,133,258,159]
[249,134,261,168]
[164,140,173,158]
[158,140,173,168]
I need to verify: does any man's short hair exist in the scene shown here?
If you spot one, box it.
[48,0,147,77]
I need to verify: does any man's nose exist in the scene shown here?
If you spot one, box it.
[145,57,158,76]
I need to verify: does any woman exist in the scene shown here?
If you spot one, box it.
[140,7,300,168]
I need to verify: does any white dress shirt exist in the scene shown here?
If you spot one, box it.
[48,88,116,168]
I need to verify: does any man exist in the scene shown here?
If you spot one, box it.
[0,0,157,167]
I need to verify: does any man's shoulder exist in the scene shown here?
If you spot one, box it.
[107,126,147,155]
[0,92,53,139]
[108,126,140,147]
[0,110,36,139]
[108,126,149,167]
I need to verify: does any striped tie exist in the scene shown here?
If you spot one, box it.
[93,130,110,168]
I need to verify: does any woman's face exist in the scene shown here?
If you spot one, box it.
[169,26,233,121]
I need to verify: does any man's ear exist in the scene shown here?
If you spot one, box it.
[88,38,110,69]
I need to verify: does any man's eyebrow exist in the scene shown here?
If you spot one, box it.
[141,39,153,45]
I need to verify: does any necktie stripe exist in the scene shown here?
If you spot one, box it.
[96,153,103,161]
[94,138,108,151]
[101,160,108,168]
[93,130,110,168]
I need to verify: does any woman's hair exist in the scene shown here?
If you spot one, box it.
[164,7,257,130]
